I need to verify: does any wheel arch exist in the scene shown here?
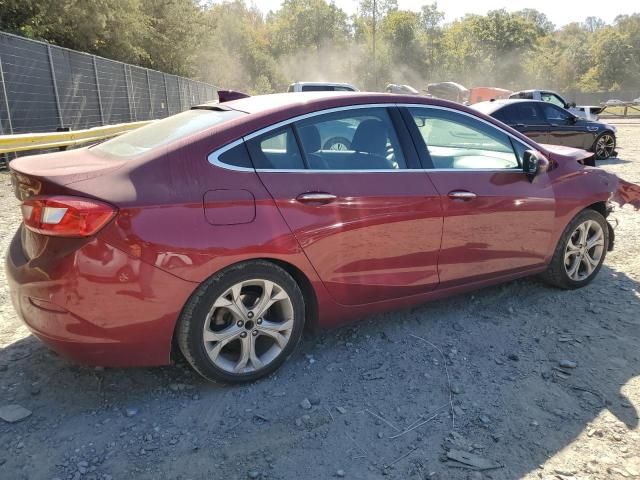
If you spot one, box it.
[170,257,320,362]
[584,201,614,251]
[585,200,608,218]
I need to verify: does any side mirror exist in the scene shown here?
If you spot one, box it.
[523,150,550,182]
[568,102,577,108]
[568,115,578,124]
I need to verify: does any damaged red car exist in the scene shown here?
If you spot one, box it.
[6,92,623,383]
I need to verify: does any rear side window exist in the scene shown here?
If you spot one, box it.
[495,104,543,124]
[217,142,253,169]
[93,109,245,158]
[294,107,406,170]
[246,127,305,170]
[492,106,518,124]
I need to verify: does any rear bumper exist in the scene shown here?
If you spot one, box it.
[5,228,197,367]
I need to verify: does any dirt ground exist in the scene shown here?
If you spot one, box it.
[1,123,639,480]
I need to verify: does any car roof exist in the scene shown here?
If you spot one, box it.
[472,98,539,114]
[198,92,439,116]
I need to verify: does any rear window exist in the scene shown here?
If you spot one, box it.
[301,85,336,92]
[92,108,245,158]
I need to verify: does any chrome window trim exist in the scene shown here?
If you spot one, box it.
[242,103,395,141]
[208,102,538,173]
[398,103,535,153]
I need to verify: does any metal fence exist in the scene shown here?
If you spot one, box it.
[0,31,217,135]
[564,90,639,105]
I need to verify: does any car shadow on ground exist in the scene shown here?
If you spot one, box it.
[1,264,639,479]
[599,156,633,166]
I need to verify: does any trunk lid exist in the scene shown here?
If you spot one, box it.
[9,148,126,201]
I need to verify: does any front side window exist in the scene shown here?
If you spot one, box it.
[245,127,305,170]
[539,103,573,123]
[408,107,520,170]
[93,108,245,159]
[294,107,406,170]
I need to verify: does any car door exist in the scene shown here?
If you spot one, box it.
[246,106,443,306]
[538,103,591,149]
[493,103,550,144]
[402,105,556,287]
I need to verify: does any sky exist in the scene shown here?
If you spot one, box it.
[244,0,638,27]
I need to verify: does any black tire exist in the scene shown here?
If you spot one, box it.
[592,131,616,160]
[176,260,305,383]
[323,136,351,151]
[540,209,609,289]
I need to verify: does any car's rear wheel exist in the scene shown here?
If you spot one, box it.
[323,136,351,151]
[593,132,616,160]
[541,209,609,289]
[177,261,305,383]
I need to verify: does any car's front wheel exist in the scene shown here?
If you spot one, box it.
[177,261,305,383]
[541,209,609,289]
[593,132,616,160]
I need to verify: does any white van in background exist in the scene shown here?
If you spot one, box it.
[287,82,359,92]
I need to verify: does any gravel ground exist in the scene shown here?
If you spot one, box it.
[1,126,639,480]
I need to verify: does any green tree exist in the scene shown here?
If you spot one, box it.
[141,0,205,76]
[0,0,149,65]
[268,0,349,56]
[442,10,541,87]
[514,9,555,34]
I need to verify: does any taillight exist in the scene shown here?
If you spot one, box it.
[21,196,116,237]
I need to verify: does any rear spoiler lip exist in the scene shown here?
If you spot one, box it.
[217,89,251,103]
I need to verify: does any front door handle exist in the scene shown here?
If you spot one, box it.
[448,190,477,201]
[296,192,337,205]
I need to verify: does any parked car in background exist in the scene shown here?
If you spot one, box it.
[604,99,626,106]
[469,87,512,104]
[7,92,620,383]
[287,81,358,92]
[385,84,421,95]
[427,82,470,103]
[473,99,617,160]
[510,89,604,120]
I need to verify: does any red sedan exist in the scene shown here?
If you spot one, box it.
[6,92,618,383]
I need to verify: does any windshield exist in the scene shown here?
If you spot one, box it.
[92,108,246,158]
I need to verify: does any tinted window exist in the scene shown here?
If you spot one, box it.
[301,85,334,92]
[246,127,305,170]
[539,103,572,122]
[496,103,544,124]
[409,107,520,170]
[492,105,518,124]
[93,109,245,159]
[295,107,406,170]
[217,142,253,169]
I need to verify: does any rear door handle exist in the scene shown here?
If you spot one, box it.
[296,192,337,205]
[448,190,477,201]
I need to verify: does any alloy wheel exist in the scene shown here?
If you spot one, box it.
[202,279,294,374]
[564,220,605,281]
[595,134,615,159]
